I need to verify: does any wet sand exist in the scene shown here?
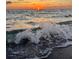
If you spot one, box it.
[46,46,72,59]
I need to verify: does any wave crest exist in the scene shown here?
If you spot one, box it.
[8,23,72,59]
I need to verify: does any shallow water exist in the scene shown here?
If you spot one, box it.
[6,9,72,31]
[6,22,72,59]
[6,9,72,59]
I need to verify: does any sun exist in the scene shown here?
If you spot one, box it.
[31,2,46,10]
[6,0,72,10]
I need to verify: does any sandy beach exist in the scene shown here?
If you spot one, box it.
[46,46,72,59]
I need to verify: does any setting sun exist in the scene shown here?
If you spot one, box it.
[6,0,72,10]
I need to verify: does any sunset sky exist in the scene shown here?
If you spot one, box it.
[6,0,72,10]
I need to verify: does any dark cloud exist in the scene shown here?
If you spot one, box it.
[6,1,12,4]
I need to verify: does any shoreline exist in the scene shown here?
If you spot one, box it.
[6,20,72,32]
[47,46,72,59]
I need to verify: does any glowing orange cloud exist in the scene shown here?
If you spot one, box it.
[7,2,47,10]
[6,0,72,10]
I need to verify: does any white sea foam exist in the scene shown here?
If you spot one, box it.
[15,29,40,44]
[14,23,72,58]
[7,9,72,59]
[36,24,72,47]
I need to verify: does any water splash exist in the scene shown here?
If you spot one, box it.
[15,29,40,44]
[7,23,72,59]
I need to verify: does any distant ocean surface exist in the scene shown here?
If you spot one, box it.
[7,9,72,20]
[6,9,72,31]
[6,9,72,59]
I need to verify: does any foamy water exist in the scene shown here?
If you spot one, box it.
[6,9,72,59]
[6,9,72,31]
[7,23,72,59]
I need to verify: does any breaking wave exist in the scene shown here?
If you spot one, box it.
[7,23,72,59]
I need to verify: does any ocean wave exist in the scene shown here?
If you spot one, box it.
[7,23,72,59]
[6,18,72,32]
[6,9,72,21]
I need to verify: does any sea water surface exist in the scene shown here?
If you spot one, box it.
[6,9,72,59]
[6,9,72,31]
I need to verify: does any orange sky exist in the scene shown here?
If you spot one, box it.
[6,0,72,10]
